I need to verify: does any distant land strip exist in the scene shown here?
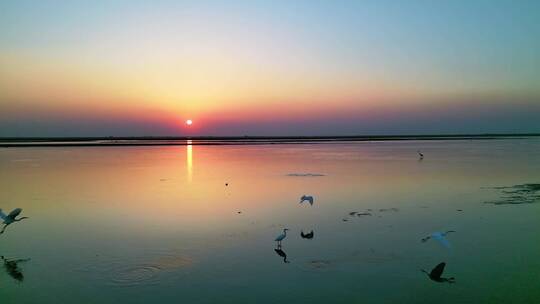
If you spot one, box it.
[0,134,539,147]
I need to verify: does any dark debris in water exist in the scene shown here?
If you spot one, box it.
[379,208,399,212]
[345,210,373,221]
[309,260,331,268]
[484,183,540,205]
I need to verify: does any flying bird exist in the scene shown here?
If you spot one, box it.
[421,231,456,248]
[422,262,455,283]
[275,228,289,247]
[0,208,29,234]
[274,248,290,263]
[300,230,314,239]
[299,195,314,205]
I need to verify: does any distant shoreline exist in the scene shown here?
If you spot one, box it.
[0,133,539,147]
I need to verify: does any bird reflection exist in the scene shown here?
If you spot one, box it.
[299,195,314,205]
[422,262,455,283]
[1,256,30,282]
[0,208,29,234]
[274,248,290,263]
[300,230,314,239]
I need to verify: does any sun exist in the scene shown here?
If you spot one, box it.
[185,119,193,126]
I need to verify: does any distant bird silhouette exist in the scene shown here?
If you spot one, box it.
[274,248,290,263]
[0,208,29,234]
[418,151,424,160]
[421,231,456,248]
[275,228,289,247]
[299,195,314,205]
[1,256,30,282]
[422,262,455,283]
[300,230,314,239]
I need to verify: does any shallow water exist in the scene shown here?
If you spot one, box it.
[1,139,540,303]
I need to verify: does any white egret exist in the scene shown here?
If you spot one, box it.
[275,228,289,247]
[299,195,314,205]
[421,262,455,283]
[0,208,29,234]
[421,231,456,248]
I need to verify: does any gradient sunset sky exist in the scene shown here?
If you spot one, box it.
[1,0,539,136]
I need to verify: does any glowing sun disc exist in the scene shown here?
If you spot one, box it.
[186,119,193,126]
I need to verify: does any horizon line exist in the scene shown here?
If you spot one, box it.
[1,133,539,147]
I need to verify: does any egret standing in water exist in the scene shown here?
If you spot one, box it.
[422,262,455,283]
[0,208,29,234]
[421,231,456,248]
[299,195,314,205]
[275,228,289,248]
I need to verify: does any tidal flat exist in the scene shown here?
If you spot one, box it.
[1,138,540,303]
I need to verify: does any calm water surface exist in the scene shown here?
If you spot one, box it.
[1,139,540,303]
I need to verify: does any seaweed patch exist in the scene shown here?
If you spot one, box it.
[484,183,540,205]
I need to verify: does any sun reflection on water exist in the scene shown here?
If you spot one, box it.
[187,140,193,182]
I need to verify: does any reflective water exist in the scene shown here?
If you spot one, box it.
[1,139,540,303]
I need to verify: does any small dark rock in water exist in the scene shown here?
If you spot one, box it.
[349,211,358,216]
[342,218,349,222]
[237,211,242,214]
[456,209,463,212]
[225,183,229,186]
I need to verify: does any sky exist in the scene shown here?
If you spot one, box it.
[1,0,539,136]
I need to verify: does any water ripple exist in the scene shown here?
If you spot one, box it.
[108,264,162,287]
